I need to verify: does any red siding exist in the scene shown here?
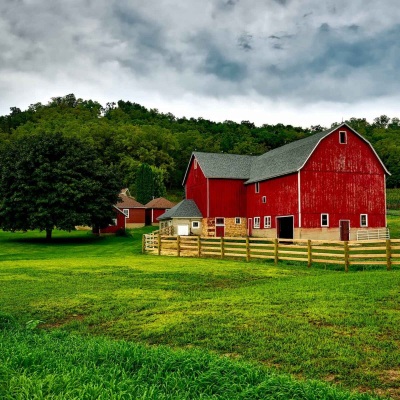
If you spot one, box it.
[185,158,208,216]
[246,173,298,229]
[208,179,247,217]
[126,208,146,224]
[300,127,386,228]
[100,209,126,234]
[152,208,168,223]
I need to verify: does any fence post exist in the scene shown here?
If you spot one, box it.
[274,238,279,265]
[246,237,250,262]
[177,235,181,257]
[307,240,312,268]
[158,234,161,256]
[386,239,392,271]
[220,237,224,259]
[197,235,201,258]
[142,235,145,254]
[344,241,349,272]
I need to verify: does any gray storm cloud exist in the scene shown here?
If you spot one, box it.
[0,0,399,124]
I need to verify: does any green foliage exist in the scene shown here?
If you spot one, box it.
[135,163,167,204]
[0,228,399,396]
[0,131,121,239]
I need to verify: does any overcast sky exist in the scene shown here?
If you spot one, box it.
[1,0,399,128]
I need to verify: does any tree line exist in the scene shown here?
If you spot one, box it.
[1,93,400,196]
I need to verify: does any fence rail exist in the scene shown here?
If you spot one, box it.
[142,235,400,271]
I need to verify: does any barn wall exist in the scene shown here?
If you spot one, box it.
[185,157,208,216]
[126,208,146,227]
[100,210,126,234]
[246,173,299,229]
[300,127,386,229]
[208,179,247,217]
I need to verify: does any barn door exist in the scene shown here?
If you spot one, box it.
[277,216,294,239]
[340,220,350,241]
[215,217,225,237]
[247,218,253,236]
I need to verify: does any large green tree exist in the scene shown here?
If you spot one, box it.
[0,132,121,240]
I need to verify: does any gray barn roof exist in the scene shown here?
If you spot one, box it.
[157,199,202,221]
[183,124,389,186]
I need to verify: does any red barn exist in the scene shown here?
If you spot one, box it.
[99,206,126,234]
[177,123,390,240]
[117,192,146,228]
[145,197,176,225]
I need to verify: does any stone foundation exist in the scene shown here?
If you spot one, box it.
[201,217,247,237]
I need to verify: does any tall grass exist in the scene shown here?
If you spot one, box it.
[0,324,382,400]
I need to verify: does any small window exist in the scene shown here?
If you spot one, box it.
[194,159,198,169]
[254,217,260,228]
[112,218,117,226]
[262,196,266,203]
[321,213,329,227]
[255,182,260,193]
[264,216,271,228]
[339,131,347,144]
[123,209,129,218]
[192,221,200,229]
[360,214,368,227]
[215,217,225,226]
[235,217,241,224]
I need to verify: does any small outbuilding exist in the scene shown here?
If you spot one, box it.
[157,199,202,236]
[145,197,176,225]
[117,192,146,228]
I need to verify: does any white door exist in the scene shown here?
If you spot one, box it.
[177,225,189,236]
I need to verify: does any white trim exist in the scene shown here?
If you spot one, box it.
[339,130,347,144]
[264,216,271,228]
[275,215,295,239]
[255,182,260,193]
[262,196,266,203]
[192,221,200,229]
[254,217,260,228]
[321,213,329,227]
[384,174,387,228]
[247,218,252,236]
[339,219,351,241]
[235,217,241,224]
[360,214,368,227]
[123,209,129,218]
[215,217,225,226]
[207,178,210,218]
[151,208,154,223]
[298,171,301,228]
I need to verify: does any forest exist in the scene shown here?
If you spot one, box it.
[1,93,399,199]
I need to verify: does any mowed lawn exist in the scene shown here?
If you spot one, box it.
[0,225,399,399]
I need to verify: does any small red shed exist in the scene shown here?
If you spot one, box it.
[145,197,176,225]
[117,192,146,228]
[99,206,126,234]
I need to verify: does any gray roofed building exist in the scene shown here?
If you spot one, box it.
[157,199,202,221]
[183,124,389,186]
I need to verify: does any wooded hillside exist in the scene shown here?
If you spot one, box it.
[1,94,399,196]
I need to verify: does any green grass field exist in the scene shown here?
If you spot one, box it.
[0,224,399,399]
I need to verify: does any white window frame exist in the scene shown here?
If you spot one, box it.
[112,218,117,226]
[321,213,329,227]
[235,217,241,225]
[194,159,198,169]
[360,214,368,227]
[123,209,129,218]
[254,217,260,229]
[192,221,200,229]
[262,196,266,204]
[255,182,260,193]
[339,131,347,144]
[264,216,271,228]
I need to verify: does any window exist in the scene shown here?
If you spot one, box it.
[216,217,225,226]
[360,214,368,227]
[112,218,117,226]
[255,182,260,193]
[235,217,241,224]
[254,217,260,228]
[339,131,347,144]
[321,213,329,227]
[123,209,129,218]
[194,159,198,169]
[264,216,271,228]
[192,221,200,229]
[262,196,266,203]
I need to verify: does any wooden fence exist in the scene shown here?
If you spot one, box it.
[142,235,400,271]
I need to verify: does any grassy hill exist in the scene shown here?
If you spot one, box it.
[0,227,399,399]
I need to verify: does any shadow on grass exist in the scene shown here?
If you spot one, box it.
[5,234,106,246]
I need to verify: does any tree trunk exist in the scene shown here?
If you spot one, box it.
[46,229,52,241]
